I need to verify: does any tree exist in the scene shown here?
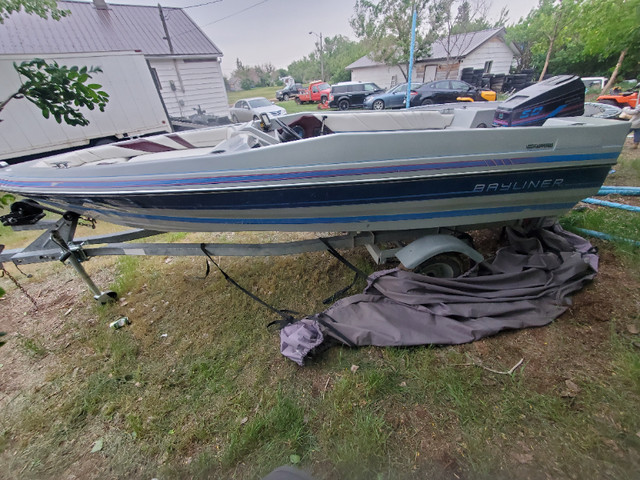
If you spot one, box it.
[287,35,367,84]
[517,0,582,81]
[577,0,640,93]
[448,0,496,34]
[0,0,109,125]
[350,0,439,81]
[505,18,538,72]
[230,61,279,90]
[320,35,368,83]
[0,0,68,22]
[0,59,109,126]
[255,62,277,87]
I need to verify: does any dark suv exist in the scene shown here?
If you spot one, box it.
[275,83,303,101]
[329,81,384,110]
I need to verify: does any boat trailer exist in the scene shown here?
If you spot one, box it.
[1,206,485,304]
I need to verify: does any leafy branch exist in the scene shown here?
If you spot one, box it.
[0,0,69,23]
[0,59,110,126]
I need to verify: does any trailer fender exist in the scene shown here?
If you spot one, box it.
[395,234,484,270]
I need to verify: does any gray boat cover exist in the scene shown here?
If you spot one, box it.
[280,221,598,365]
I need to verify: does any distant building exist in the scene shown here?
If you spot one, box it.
[346,27,518,88]
[0,0,229,118]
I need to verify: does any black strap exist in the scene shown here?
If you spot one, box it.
[200,244,298,326]
[319,237,369,304]
[322,274,360,305]
[315,312,356,347]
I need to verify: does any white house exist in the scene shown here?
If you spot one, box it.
[0,0,229,119]
[346,27,518,89]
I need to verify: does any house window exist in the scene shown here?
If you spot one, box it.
[484,61,493,73]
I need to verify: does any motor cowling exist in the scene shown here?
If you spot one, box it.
[493,75,585,127]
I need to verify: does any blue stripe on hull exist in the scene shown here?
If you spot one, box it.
[33,165,610,214]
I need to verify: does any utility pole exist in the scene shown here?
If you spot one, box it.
[309,31,324,81]
[158,3,174,54]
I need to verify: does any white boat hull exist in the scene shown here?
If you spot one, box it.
[0,110,628,233]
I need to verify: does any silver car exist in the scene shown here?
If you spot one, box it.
[229,97,287,123]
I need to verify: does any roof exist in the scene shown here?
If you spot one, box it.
[429,27,507,60]
[0,0,222,57]
[346,27,510,70]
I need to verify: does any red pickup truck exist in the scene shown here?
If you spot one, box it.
[295,80,331,104]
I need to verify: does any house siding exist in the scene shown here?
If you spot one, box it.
[460,37,514,75]
[350,65,402,89]
[148,58,229,118]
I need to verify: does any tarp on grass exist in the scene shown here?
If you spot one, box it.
[280,221,598,365]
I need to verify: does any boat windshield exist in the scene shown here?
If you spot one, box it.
[248,98,273,108]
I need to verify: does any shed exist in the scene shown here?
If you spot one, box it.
[347,27,518,89]
[0,0,229,119]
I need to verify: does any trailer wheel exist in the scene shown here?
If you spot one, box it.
[413,253,467,278]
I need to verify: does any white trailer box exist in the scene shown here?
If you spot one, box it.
[0,51,172,163]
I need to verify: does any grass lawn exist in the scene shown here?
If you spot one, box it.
[0,124,639,480]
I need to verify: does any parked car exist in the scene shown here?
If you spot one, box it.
[410,80,496,106]
[328,81,384,110]
[229,97,286,123]
[363,82,423,110]
[275,83,303,101]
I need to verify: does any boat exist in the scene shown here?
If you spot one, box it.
[0,76,630,234]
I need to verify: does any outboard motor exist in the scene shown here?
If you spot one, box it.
[493,75,585,127]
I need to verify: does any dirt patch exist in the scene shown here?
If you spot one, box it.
[0,260,116,406]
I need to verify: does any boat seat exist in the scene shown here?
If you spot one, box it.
[35,126,234,168]
[35,146,130,168]
[315,110,454,133]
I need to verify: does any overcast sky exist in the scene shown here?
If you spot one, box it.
[94,0,539,76]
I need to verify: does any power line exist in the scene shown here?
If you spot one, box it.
[162,0,270,41]
[201,0,269,27]
[182,0,223,9]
